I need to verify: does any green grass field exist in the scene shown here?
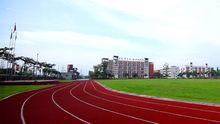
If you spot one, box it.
[97,79,220,104]
[0,85,51,100]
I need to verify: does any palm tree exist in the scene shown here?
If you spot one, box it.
[0,47,17,79]
[18,56,36,74]
[42,63,55,77]
[0,47,14,61]
[0,47,13,56]
[1,52,14,62]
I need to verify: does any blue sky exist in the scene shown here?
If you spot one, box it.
[1,0,220,75]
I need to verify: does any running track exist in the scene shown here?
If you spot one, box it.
[1,80,220,124]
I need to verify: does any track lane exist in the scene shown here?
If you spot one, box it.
[21,83,71,124]
[22,82,85,124]
[0,88,43,124]
[89,81,220,122]
[1,80,220,124]
[51,83,90,124]
[93,80,220,113]
[0,84,66,124]
[54,80,155,124]
[84,81,220,124]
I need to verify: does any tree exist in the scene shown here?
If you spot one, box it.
[177,72,185,78]
[0,47,60,80]
[205,69,211,78]
[89,71,95,79]
[0,47,13,58]
[192,70,197,78]
[18,56,34,74]
[123,73,129,79]
[210,68,217,78]
[1,50,16,77]
[89,64,102,79]
[42,63,55,77]
[132,73,138,78]
[106,70,114,79]
[1,51,14,62]
[216,67,220,77]
[71,68,80,80]
[162,63,170,78]
[101,60,108,78]
[89,60,113,79]
[153,72,162,79]
[186,71,192,78]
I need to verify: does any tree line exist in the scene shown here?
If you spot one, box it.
[0,47,61,80]
[89,60,114,79]
[177,68,220,79]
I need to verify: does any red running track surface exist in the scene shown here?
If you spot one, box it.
[0,80,220,124]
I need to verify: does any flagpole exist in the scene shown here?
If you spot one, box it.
[6,29,13,80]
[10,29,14,77]
[10,31,13,77]
[13,32,17,75]
[11,23,17,76]
[9,23,17,79]
[9,29,14,79]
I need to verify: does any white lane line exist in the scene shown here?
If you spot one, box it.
[70,82,158,124]
[52,83,90,124]
[20,84,65,124]
[93,81,220,114]
[87,81,220,123]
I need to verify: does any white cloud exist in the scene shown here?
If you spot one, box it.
[19,31,147,52]
[12,0,220,74]
[17,31,154,74]
[73,0,220,47]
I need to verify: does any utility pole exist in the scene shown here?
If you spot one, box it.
[36,53,39,76]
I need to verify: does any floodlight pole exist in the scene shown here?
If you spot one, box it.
[36,53,39,76]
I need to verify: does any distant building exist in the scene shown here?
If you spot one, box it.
[160,64,180,79]
[181,62,211,78]
[103,55,153,78]
[149,62,154,79]
[61,64,79,80]
[67,64,73,72]
[61,72,74,80]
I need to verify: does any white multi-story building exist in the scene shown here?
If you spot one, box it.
[104,56,152,78]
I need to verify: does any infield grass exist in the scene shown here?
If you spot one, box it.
[97,79,220,104]
[0,85,51,100]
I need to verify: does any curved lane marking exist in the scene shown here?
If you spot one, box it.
[93,81,220,114]
[70,82,158,124]
[87,81,220,123]
[21,84,65,124]
[51,83,90,124]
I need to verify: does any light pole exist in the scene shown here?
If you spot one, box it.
[37,53,39,62]
[36,53,39,76]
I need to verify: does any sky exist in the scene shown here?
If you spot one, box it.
[1,0,220,75]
